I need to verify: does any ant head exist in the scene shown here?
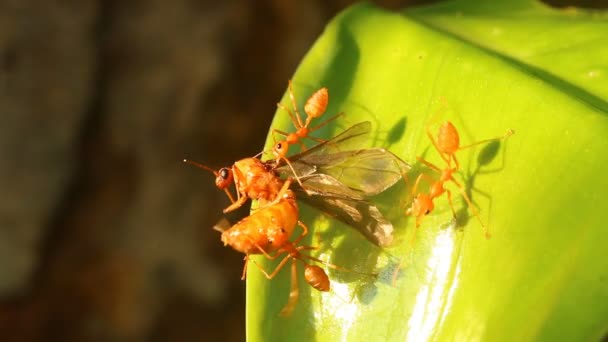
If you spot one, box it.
[272,140,289,159]
[215,167,233,189]
[183,159,233,190]
[411,193,434,217]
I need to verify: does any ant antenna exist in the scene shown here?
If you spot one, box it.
[183,158,236,203]
[252,150,265,159]
[183,158,218,176]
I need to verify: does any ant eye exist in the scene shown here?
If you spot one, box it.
[280,228,285,234]
[219,168,229,179]
[425,209,430,215]
[268,238,273,244]
[276,143,283,150]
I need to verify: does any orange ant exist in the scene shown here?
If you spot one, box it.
[185,158,333,314]
[184,156,284,213]
[185,121,408,247]
[406,121,514,241]
[271,80,344,182]
[216,178,372,316]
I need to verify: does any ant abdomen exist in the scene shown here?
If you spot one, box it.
[304,264,330,292]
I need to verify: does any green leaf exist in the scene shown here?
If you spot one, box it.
[246,1,608,341]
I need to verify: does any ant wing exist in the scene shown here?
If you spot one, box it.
[295,187,393,247]
[272,121,409,196]
[273,121,373,177]
[293,148,409,197]
[297,174,367,201]
[296,121,372,157]
[293,174,394,246]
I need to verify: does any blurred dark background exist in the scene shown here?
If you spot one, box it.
[0,1,603,341]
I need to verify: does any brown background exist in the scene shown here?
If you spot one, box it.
[0,1,603,341]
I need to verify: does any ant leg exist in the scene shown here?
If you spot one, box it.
[258,178,293,210]
[416,156,443,173]
[449,178,490,238]
[226,167,248,210]
[297,247,376,277]
[222,195,249,214]
[249,253,293,280]
[256,177,305,211]
[410,173,425,198]
[303,136,325,144]
[426,122,451,166]
[272,128,290,144]
[222,188,237,205]
[410,219,421,246]
[280,260,299,316]
[452,154,460,172]
[287,80,305,128]
[454,129,514,171]
[291,220,309,245]
[404,174,424,210]
[307,111,344,132]
[280,157,306,189]
[296,246,318,252]
[458,129,515,151]
[241,255,249,280]
[246,236,282,260]
[276,177,293,199]
[277,102,302,131]
[445,189,458,219]
[407,172,435,203]
[297,141,308,152]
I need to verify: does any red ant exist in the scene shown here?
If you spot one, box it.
[184,156,283,213]
[271,80,343,182]
[185,121,406,247]
[406,121,514,241]
[216,178,372,316]
[185,158,334,314]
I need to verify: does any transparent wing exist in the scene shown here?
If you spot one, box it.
[294,186,393,247]
[296,174,367,201]
[292,148,409,196]
[292,173,394,246]
[269,121,409,246]
[270,121,373,176]
[293,121,373,158]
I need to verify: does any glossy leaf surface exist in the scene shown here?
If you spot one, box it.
[247,1,608,341]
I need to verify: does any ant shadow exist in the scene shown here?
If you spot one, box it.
[455,139,509,231]
[386,117,407,146]
[329,99,409,152]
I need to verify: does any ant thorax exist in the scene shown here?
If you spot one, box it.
[233,158,284,202]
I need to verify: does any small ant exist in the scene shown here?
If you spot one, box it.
[271,80,343,182]
[406,121,514,241]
